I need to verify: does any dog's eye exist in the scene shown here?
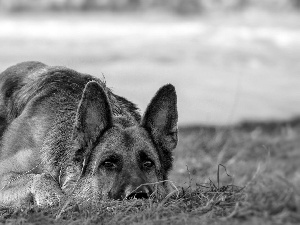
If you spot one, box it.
[103,161,117,170]
[143,160,154,169]
[101,155,121,171]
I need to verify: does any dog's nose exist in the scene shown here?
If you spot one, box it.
[127,192,149,199]
[126,185,151,199]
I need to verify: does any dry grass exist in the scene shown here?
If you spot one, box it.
[1,118,299,224]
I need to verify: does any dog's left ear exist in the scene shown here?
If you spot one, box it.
[73,81,113,147]
[141,84,178,152]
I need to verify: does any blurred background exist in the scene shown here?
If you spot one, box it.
[0,0,300,126]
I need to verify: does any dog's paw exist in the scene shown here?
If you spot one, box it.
[31,173,65,208]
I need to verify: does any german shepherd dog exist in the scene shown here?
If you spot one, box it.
[0,61,178,208]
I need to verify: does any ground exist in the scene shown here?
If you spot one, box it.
[0,10,299,224]
[1,119,299,224]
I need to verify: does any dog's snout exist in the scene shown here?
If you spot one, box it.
[126,185,151,199]
[127,192,148,199]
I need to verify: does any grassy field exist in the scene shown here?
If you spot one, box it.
[0,11,299,224]
[1,118,299,224]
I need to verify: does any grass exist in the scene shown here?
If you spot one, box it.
[1,118,299,224]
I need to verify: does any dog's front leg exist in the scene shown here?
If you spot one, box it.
[0,173,65,209]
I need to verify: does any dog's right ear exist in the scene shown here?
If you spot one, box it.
[73,81,113,148]
[141,84,178,152]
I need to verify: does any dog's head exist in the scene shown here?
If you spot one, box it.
[61,81,178,204]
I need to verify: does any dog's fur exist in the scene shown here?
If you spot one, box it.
[0,61,178,208]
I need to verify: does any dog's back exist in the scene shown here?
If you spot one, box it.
[0,62,47,123]
[0,61,140,138]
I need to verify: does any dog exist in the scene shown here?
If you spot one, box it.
[0,61,178,208]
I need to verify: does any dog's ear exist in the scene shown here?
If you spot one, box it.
[73,81,112,147]
[141,84,178,152]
